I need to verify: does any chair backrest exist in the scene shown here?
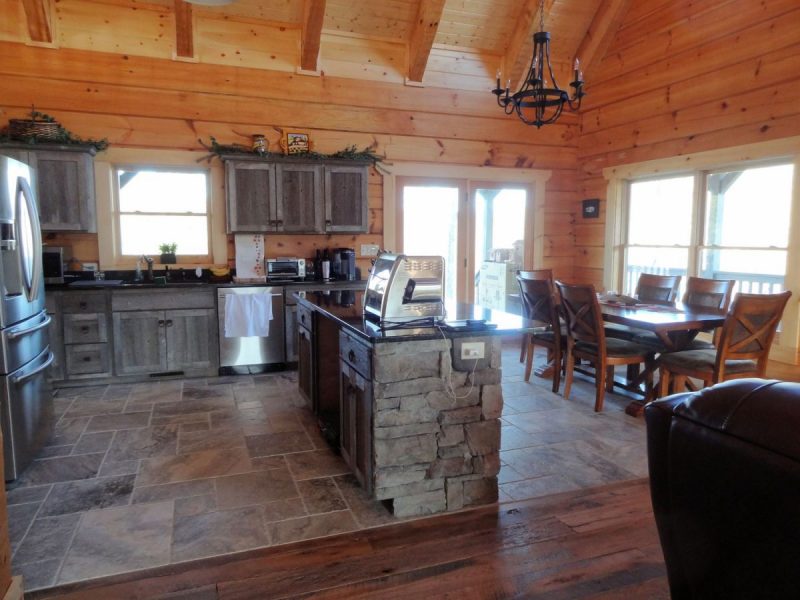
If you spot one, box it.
[715,291,792,376]
[516,269,553,318]
[517,276,559,330]
[636,273,682,305]
[683,277,735,314]
[555,281,605,346]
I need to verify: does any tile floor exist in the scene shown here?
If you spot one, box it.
[7,342,647,591]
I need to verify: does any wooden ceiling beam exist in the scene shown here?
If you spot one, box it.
[21,0,53,44]
[300,0,326,72]
[503,0,555,90]
[174,0,193,59]
[406,0,446,83]
[574,0,633,80]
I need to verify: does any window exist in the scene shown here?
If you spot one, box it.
[114,168,210,259]
[621,162,794,297]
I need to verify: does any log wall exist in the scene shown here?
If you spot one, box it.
[575,0,800,288]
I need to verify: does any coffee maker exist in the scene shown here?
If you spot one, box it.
[339,248,356,281]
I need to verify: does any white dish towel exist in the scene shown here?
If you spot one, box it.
[224,293,273,337]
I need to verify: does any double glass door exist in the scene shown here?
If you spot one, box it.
[398,177,528,313]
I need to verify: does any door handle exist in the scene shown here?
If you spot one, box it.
[7,315,51,340]
[11,352,55,385]
[348,349,356,362]
[158,319,165,326]
[166,320,173,327]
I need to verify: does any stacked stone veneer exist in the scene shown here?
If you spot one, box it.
[372,335,503,518]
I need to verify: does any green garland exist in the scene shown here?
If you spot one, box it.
[0,110,108,152]
[199,136,383,165]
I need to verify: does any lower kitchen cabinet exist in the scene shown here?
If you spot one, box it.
[60,291,112,380]
[297,322,313,405]
[112,310,166,375]
[165,309,218,372]
[339,330,373,494]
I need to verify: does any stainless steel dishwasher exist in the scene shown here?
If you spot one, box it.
[217,286,285,372]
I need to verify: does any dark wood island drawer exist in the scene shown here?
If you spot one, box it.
[339,330,371,377]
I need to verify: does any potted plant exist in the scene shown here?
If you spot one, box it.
[159,243,177,264]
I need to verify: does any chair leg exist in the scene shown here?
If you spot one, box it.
[605,366,615,393]
[523,339,535,382]
[519,334,526,363]
[595,359,607,412]
[643,356,655,402]
[673,374,687,395]
[658,366,670,398]
[551,346,561,393]
[626,363,639,384]
[563,345,575,400]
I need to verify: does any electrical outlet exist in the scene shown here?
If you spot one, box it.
[461,342,485,360]
[360,244,380,257]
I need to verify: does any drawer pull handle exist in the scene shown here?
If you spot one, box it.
[348,350,356,362]
[83,356,91,362]
[166,320,173,327]
[300,314,305,324]
[158,319,165,326]
[79,301,87,309]
[81,326,89,333]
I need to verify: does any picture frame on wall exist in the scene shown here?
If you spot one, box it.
[285,132,310,155]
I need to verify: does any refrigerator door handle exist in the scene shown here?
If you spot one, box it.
[16,176,43,303]
[10,351,54,386]
[7,314,51,340]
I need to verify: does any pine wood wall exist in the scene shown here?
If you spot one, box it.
[574,0,800,288]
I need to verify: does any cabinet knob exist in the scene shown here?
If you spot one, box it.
[81,326,89,333]
[158,319,165,326]
[166,320,173,327]
[83,356,91,362]
[300,314,305,324]
[348,349,356,362]
[79,301,87,309]
[325,219,332,225]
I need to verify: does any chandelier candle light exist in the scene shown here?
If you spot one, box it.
[492,0,585,128]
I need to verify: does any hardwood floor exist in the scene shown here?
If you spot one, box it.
[28,479,668,600]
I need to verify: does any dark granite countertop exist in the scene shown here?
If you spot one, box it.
[296,291,535,343]
[47,278,367,292]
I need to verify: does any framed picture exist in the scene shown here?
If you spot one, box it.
[285,132,310,155]
[582,198,600,219]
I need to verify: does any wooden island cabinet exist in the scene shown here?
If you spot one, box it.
[296,290,534,518]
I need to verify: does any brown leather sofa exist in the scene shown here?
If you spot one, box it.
[645,378,800,599]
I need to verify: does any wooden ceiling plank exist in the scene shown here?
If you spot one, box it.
[300,0,326,72]
[574,0,633,80]
[503,0,556,90]
[406,0,447,83]
[174,0,193,59]
[21,0,53,44]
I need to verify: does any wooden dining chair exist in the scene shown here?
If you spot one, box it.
[658,290,792,396]
[517,276,563,392]
[555,281,656,412]
[635,273,682,305]
[517,269,554,364]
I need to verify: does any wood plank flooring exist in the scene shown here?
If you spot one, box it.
[28,478,668,600]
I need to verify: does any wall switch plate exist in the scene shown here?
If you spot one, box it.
[360,244,380,257]
[461,342,485,359]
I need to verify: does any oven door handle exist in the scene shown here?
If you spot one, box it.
[11,352,55,386]
[7,315,52,340]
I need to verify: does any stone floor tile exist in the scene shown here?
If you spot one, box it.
[137,447,252,486]
[180,421,210,433]
[107,425,179,462]
[73,431,114,455]
[174,494,217,518]
[40,445,73,458]
[285,450,350,480]
[49,417,91,446]
[13,558,62,591]
[153,397,235,418]
[13,513,80,565]
[334,474,395,528]
[215,468,298,509]
[17,453,104,487]
[5,485,50,506]
[262,498,307,523]
[178,426,247,455]
[131,479,215,504]
[58,501,173,583]
[39,475,136,517]
[98,458,140,478]
[62,399,127,419]
[7,502,39,547]
[500,474,581,501]
[86,412,151,432]
[250,455,288,471]
[266,510,358,545]
[171,506,269,563]
[296,478,347,514]
[244,431,314,458]
[182,386,233,401]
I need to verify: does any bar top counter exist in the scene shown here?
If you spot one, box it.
[295,289,535,343]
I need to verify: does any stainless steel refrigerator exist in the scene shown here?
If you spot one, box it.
[0,155,54,480]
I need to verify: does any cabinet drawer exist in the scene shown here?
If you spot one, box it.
[63,313,108,344]
[61,292,107,314]
[297,303,314,332]
[339,330,371,377]
[112,288,215,311]
[65,343,111,376]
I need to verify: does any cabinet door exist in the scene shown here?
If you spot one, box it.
[112,311,167,375]
[324,165,369,233]
[340,363,373,494]
[275,164,323,233]
[28,150,96,232]
[285,303,298,362]
[165,308,218,373]
[298,324,314,406]
[225,161,276,232]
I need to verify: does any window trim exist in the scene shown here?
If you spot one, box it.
[603,136,800,364]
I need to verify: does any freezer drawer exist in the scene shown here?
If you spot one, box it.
[0,310,50,374]
[217,287,285,367]
[1,347,54,480]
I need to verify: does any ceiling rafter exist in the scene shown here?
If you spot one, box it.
[503,0,556,90]
[300,0,326,73]
[21,0,53,44]
[574,0,632,80]
[406,0,447,83]
[173,0,193,59]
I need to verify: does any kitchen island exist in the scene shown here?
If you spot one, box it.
[296,290,534,517]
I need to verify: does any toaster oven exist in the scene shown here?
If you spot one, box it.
[266,258,306,282]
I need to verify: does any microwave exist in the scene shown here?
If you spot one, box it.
[42,246,65,284]
[266,258,306,281]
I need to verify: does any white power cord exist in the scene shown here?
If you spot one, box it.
[437,325,481,400]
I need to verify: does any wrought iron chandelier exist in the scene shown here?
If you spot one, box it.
[492,0,585,128]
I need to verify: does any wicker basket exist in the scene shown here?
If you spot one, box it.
[8,119,62,141]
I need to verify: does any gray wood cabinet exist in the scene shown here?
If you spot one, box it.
[112,310,166,375]
[165,308,217,372]
[224,156,369,234]
[59,291,111,380]
[2,144,97,232]
[339,330,373,494]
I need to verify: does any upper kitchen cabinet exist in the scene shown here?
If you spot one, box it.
[224,156,370,234]
[224,159,277,233]
[324,164,369,233]
[1,144,97,232]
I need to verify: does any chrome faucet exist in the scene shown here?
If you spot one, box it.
[136,255,154,282]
